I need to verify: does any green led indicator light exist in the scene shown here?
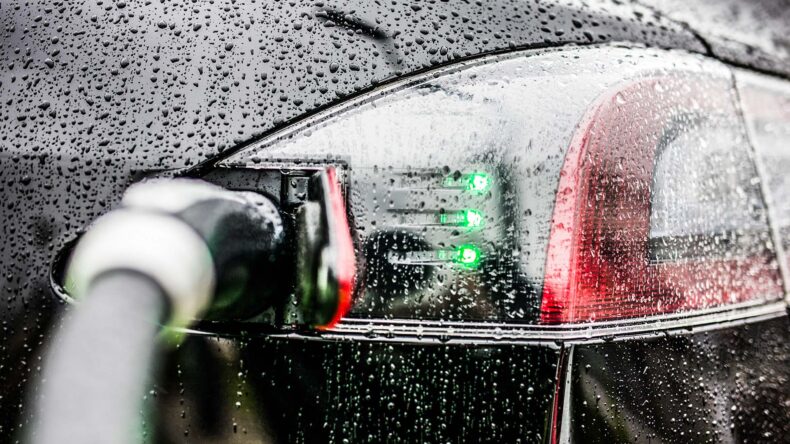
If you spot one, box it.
[438,209,484,230]
[466,173,491,194]
[442,171,492,194]
[461,209,484,228]
[454,244,482,269]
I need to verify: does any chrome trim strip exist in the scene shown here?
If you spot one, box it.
[258,301,787,345]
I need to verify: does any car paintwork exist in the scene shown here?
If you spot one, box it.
[0,0,788,442]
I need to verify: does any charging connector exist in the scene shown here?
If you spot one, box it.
[65,178,287,328]
[35,171,357,443]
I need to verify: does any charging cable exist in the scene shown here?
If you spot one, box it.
[32,179,286,444]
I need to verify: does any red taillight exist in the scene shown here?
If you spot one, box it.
[541,76,784,324]
[319,166,356,329]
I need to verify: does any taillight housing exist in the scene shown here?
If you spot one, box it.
[216,46,788,332]
[541,75,783,323]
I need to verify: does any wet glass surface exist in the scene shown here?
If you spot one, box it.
[226,47,783,325]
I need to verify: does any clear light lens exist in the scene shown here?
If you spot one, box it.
[221,46,785,326]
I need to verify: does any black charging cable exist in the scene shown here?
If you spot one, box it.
[31,179,287,444]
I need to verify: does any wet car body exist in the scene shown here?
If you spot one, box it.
[1,0,789,442]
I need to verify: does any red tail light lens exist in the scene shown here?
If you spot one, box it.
[541,75,784,324]
[319,166,356,329]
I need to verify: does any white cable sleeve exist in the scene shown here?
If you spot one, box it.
[64,209,216,328]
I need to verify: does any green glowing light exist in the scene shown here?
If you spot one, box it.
[461,209,484,228]
[442,171,492,194]
[454,244,482,269]
[438,209,484,230]
[466,173,491,194]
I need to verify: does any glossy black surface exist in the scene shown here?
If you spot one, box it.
[1,0,788,442]
[563,316,790,443]
[153,338,561,443]
[138,315,790,443]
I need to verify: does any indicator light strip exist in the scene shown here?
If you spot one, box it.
[439,209,484,229]
[442,172,492,194]
[387,209,485,230]
[386,244,483,269]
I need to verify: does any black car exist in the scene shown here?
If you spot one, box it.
[1,0,789,442]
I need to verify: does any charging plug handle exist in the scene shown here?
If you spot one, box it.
[65,179,287,327]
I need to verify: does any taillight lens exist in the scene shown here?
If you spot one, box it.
[318,166,356,328]
[541,75,783,323]
[737,70,790,280]
[219,46,787,330]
